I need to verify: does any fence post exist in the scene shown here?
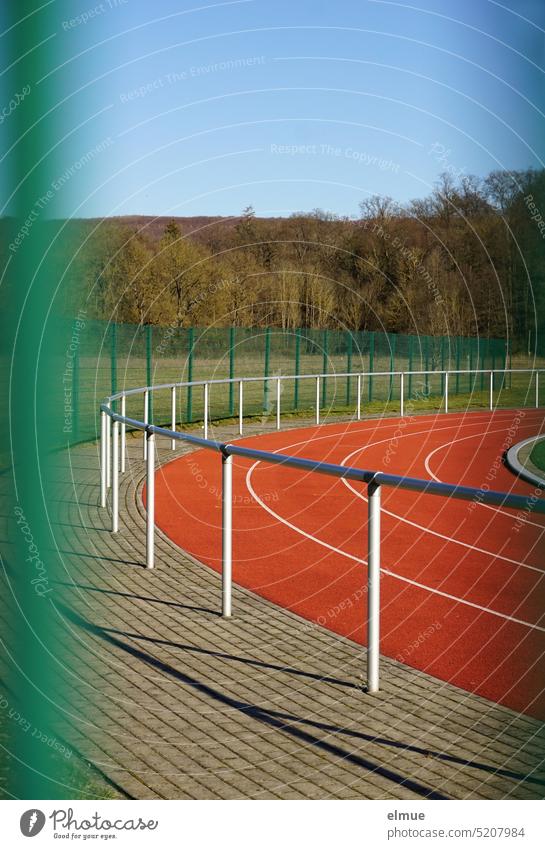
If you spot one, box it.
[187,327,194,423]
[100,410,107,508]
[222,452,233,618]
[146,325,153,423]
[424,335,430,397]
[389,334,396,402]
[112,419,119,533]
[276,377,281,430]
[367,479,381,694]
[238,380,243,436]
[120,395,126,474]
[229,326,235,417]
[143,390,149,460]
[322,329,328,407]
[146,430,155,569]
[294,328,301,409]
[346,331,353,405]
[264,326,271,412]
[445,371,449,414]
[171,385,176,450]
[489,370,494,411]
[315,376,320,425]
[536,371,540,409]
[408,334,413,399]
[357,374,361,420]
[440,336,445,396]
[456,337,461,394]
[400,372,404,418]
[204,383,209,440]
[368,332,374,402]
[111,322,117,411]
[106,405,111,489]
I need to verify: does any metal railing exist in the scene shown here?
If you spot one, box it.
[99,368,545,694]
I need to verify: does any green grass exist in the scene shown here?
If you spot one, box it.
[530,438,545,472]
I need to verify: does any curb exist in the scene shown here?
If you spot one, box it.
[506,436,545,489]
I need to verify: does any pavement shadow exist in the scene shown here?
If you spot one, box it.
[61,603,452,800]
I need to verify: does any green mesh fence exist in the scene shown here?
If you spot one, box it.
[68,320,512,445]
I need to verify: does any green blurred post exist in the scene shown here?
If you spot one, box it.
[146,324,153,422]
[469,336,474,393]
[111,322,117,412]
[264,326,271,411]
[479,340,485,392]
[408,334,413,398]
[346,331,353,405]
[229,326,235,417]
[322,329,328,407]
[73,340,79,442]
[187,327,194,423]
[294,328,301,409]
[368,331,375,402]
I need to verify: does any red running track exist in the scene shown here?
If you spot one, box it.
[152,409,545,718]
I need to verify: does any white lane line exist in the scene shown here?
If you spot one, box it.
[245,461,545,633]
[240,413,543,573]
[337,427,544,574]
[423,430,545,529]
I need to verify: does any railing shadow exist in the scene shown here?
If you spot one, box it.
[62,604,450,799]
[91,624,545,790]
[57,582,219,616]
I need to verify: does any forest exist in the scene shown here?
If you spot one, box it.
[9,166,545,352]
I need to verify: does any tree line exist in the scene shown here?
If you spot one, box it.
[22,166,545,352]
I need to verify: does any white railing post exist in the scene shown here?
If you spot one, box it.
[120,395,126,474]
[222,452,233,618]
[204,383,209,440]
[143,390,149,460]
[106,405,111,489]
[445,371,449,414]
[536,371,540,409]
[238,380,243,436]
[400,373,404,418]
[276,377,281,430]
[489,370,494,411]
[171,385,176,450]
[112,419,119,533]
[100,409,107,508]
[367,479,381,694]
[315,376,320,425]
[357,374,362,421]
[146,430,155,569]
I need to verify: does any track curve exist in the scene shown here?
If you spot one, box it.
[152,409,545,718]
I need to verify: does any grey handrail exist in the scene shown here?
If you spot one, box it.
[99,368,545,695]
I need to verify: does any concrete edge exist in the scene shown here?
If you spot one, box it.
[506,435,545,488]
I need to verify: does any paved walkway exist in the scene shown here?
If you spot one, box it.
[54,421,545,800]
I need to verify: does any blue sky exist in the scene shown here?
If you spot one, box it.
[38,0,545,218]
